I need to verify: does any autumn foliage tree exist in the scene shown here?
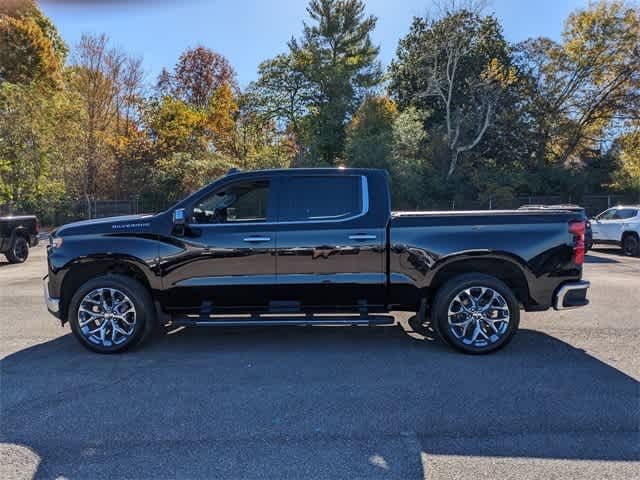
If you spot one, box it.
[0,0,64,86]
[157,46,237,109]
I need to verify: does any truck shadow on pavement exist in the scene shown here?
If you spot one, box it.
[1,323,638,479]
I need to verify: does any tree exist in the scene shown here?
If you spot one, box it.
[390,107,430,208]
[0,0,64,86]
[514,1,640,170]
[68,34,148,210]
[611,131,640,193]
[288,0,382,164]
[390,9,515,180]
[345,96,397,169]
[206,82,238,155]
[246,54,313,166]
[0,82,81,215]
[157,46,237,109]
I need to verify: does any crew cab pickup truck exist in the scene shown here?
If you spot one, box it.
[1,215,40,263]
[590,206,640,256]
[44,168,590,354]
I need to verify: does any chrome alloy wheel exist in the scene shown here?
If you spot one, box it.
[447,286,510,348]
[78,288,137,347]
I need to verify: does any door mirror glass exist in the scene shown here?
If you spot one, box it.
[173,208,186,225]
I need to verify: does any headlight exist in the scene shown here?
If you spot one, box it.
[49,236,63,249]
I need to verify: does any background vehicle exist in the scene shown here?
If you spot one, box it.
[518,204,593,251]
[0,215,40,264]
[44,168,590,354]
[590,206,640,256]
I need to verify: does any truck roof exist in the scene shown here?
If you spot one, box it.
[227,167,386,177]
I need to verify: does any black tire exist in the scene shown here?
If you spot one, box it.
[622,234,640,257]
[68,274,156,353]
[5,236,29,263]
[431,273,520,354]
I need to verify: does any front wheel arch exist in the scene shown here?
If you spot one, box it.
[59,258,154,323]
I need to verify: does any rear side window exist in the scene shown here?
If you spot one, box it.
[280,176,364,222]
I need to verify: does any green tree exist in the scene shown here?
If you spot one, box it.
[289,0,382,165]
[345,96,397,169]
[390,106,429,208]
[246,54,313,166]
[0,82,81,216]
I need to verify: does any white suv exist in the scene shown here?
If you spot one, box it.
[591,206,640,256]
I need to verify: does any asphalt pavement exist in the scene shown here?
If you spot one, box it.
[1,245,639,479]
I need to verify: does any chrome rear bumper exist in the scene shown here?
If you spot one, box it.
[43,275,60,316]
[554,280,590,310]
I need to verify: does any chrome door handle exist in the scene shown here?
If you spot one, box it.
[348,234,376,241]
[243,236,271,242]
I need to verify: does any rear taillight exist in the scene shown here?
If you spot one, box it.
[35,217,40,233]
[569,220,586,265]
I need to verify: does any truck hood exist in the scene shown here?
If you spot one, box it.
[54,214,156,237]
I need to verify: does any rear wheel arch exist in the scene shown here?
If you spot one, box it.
[429,257,531,307]
[60,258,153,322]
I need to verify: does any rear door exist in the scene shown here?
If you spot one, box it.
[273,173,386,310]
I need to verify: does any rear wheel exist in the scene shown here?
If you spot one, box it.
[5,236,29,263]
[622,234,640,257]
[68,274,155,353]
[432,273,520,354]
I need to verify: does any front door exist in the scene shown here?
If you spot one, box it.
[592,208,617,241]
[162,179,276,312]
[273,174,386,310]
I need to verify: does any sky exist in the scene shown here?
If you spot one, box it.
[39,0,589,89]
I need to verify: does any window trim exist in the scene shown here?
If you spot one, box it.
[189,175,369,227]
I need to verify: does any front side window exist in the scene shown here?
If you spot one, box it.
[597,209,617,220]
[614,209,638,220]
[192,180,270,224]
[280,176,364,222]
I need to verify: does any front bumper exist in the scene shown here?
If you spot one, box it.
[43,275,60,318]
[554,280,590,310]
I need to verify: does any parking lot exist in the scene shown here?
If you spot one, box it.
[1,245,638,479]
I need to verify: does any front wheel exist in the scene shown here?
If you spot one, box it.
[68,274,156,353]
[431,273,520,354]
[622,234,640,257]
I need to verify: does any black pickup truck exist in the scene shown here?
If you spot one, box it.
[1,215,40,263]
[44,168,590,354]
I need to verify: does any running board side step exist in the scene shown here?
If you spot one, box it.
[171,314,396,327]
